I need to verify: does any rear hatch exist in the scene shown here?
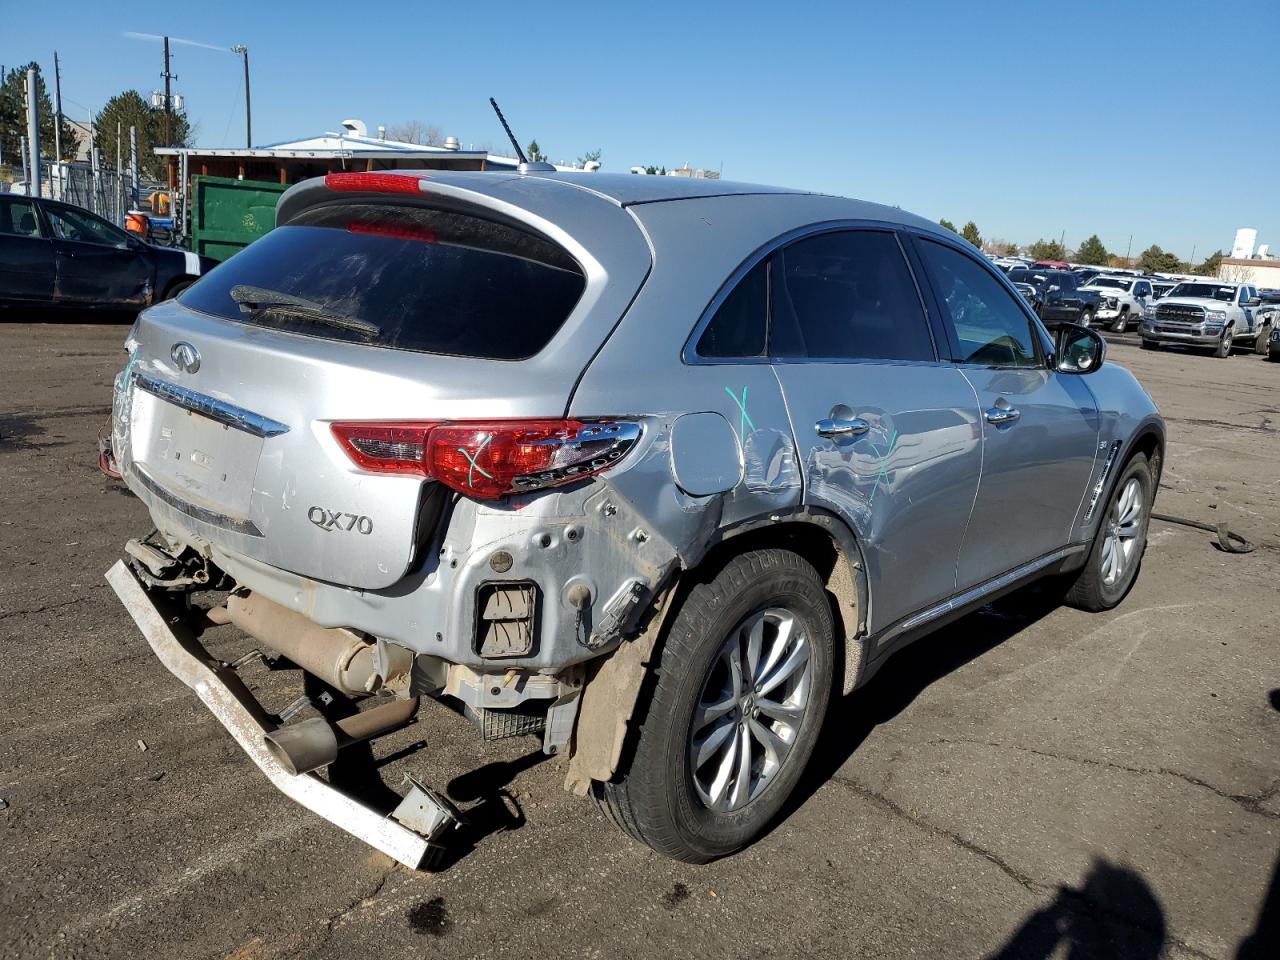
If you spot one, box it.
[116,176,650,589]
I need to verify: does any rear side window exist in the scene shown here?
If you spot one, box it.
[918,239,1040,368]
[0,198,42,238]
[770,230,934,362]
[696,259,768,358]
[179,203,586,360]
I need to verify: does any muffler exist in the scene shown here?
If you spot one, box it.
[264,697,420,775]
[227,592,379,695]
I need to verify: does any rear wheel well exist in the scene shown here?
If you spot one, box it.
[687,518,866,691]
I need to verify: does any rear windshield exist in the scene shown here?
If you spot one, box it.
[179,202,586,360]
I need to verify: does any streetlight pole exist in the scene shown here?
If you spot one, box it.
[231,45,251,148]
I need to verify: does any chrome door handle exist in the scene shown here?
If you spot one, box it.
[815,417,870,438]
[985,405,1020,425]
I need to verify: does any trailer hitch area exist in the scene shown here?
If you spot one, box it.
[105,559,461,870]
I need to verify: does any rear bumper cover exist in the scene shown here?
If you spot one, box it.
[105,560,440,868]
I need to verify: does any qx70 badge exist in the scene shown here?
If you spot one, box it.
[308,507,373,535]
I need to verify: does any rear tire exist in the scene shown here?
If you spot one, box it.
[1064,454,1152,612]
[597,548,833,863]
[1079,308,1095,328]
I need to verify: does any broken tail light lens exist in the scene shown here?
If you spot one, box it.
[331,419,641,500]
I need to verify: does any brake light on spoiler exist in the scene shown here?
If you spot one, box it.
[324,172,426,194]
[331,419,642,500]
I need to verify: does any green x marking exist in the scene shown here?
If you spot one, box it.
[866,429,899,504]
[458,434,495,488]
[724,385,755,443]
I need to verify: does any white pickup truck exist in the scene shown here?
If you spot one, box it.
[1140,280,1277,358]
[1082,274,1154,332]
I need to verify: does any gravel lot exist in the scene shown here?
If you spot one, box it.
[1,318,1277,960]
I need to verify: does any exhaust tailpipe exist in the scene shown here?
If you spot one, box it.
[264,696,420,775]
[227,592,379,695]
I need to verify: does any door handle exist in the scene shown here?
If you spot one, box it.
[815,417,870,439]
[985,405,1021,425]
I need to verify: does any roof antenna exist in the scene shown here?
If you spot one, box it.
[489,97,556,174]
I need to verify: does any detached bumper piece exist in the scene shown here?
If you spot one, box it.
[105,560,459,869]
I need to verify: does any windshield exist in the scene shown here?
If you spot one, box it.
[1169,283,1235,302]
[1084,278,1133,291]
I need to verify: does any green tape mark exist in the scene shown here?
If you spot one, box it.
[725,385,755,443]
[866,429,899,504]
[458,433,494,488]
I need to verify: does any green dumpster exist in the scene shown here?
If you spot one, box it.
[191,176,289,263]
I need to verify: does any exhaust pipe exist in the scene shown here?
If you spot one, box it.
[227,592,379,695]
[265,696,420,775]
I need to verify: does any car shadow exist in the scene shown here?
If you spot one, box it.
[786,582,1065,818]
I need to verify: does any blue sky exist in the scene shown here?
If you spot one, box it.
[5,0,1277,259]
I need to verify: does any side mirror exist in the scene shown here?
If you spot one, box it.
[1047,284,1060,293]
[1055,323,1106,375]
[1246,297,1262,307]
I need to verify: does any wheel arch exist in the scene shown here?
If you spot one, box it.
[565,508,872,795]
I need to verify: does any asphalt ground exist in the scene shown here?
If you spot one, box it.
[1,317,1277,960]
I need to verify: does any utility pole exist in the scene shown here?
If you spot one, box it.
[53,51,63,162]
[161,36,175,146]
[1189,244,1196,269]
[26,67,41,197]
[1126,234,1133,268]
[231,45,251,148]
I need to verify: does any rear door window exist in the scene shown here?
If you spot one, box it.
[0,198,43,238]
[179,202,587,360]
[770,229,935,361]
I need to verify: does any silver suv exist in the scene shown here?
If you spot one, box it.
[107,171,1165,866]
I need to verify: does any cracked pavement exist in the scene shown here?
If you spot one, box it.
[1,320,1277,959]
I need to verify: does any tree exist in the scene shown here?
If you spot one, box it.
[93,90,191,179]
[0,62,81,164]
[938,218,957,232]
[1197,250,1224,277]
[386,121,441,146]
[526,139,546,162]
[1075,234,1110,265]
[1028,238,1067,261]
[994,240,1020,256]
[1137,244,1181,274]
[960,221,982,248]
[576,147,602,169]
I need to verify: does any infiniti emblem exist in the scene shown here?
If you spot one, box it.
[171,341,200,374]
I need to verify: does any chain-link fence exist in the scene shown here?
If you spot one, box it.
[37,161,133,228]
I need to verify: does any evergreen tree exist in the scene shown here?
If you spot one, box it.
[0,62,81,165]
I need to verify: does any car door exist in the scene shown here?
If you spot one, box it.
[1133,279,1152,317]
[911,235,1100,591]
[0,196,55,303]
[768,227,983,634]
[43,202,153,307]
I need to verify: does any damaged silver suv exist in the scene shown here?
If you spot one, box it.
[108,170,1165,866]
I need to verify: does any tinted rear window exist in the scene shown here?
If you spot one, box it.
[180,202,586,360]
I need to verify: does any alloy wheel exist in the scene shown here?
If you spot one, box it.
[688,608,812,812]
[1100,477,1144,586]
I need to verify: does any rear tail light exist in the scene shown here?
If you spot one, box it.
[331,419,642,500]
